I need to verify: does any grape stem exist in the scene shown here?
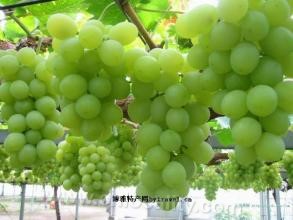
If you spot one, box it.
[135,7,184,14]
[115,0,158,49]
[7,12,33,37]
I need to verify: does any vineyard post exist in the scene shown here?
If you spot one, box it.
[43,184,47,209]
[1,183,4,196]
[54,186,61,220]
[274,189,282,220]
[19,183,26,220]
[75,190,80,220]
[266,190,271,220]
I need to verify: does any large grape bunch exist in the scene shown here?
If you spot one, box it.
[283,151,293,185]
[0,146,10,181]
[78,144,116,199]
[126,47,213,209]
[46,14,139,141]
[176,0,293,165]
[0,48,64,168]
[56,136,85,191]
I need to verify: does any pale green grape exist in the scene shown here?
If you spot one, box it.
[261,27,293,59]
[134,56,160,83]
[175,155,196,180]
[185,102,210,125]
[17,67,35,84]
[275,81,293,114]
[201,68,224,92]
[182,71,202,95]
[218,0,248,23]
[184,142,214,164]
[247,85,278,117]
[211,90,228,114]
[37,140,57,161]
[50,54,77,78]
[260,109,290,135]
[241,10,269,42]
[0,54,19,80]
[124,48,147,72]
[109,21,138,45]
[132,81,155,100]
[160,129,181,152]
[231,117,262,148]
[17,47,36,67]
[254,133,285,162]
[75,94,101,119]
[35,96,56,116]
[250,57,283,86]
[162,161,186,187]
[150,96,169,125]
[234,145,256,166]
[109,77,130,99]
[1,104,15,120]
[88,77,112,98]
[230,42,260,75]
[14,99,34,115]
[181,125,205,148]
[209,51,231,75]
[100,102,122,125]
[145,146,170,170]
[18,144,37,165]
[78,50,102,79]
[164,84,190,108]
[153,71,179,92]
[263,0,291,26]
[25,130,42,145]
[149,48,163,59]
[9,80,29,100]
[26,111,46,130]
[248,0,264,9]
[0,82,14,103]
[187,45,209,70]
[127,99,151,123]
[98,40,124,66]
[281,52,293,78]
[80,118,104,141]
[59,74,87,100]
[60,37,84,62]
[7,114,26,133]
[47,14,77,40]
[224,73,251,90]
[158,49,184,73]
[4,133,26,153]
[140,166,163,191]
[41,121,64,140]
[221,90,248,119]
[136,123,162,150]
[79,25,103,49]
[166,108,189,132]
[210,22,240,51]
[29,79,47,98]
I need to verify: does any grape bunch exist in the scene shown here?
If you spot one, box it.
[78,144,116,199]
[176,0,293,164]
[106,124,136,166]
[32,160,61,186]
[56,136,85,191]
[191,166,222,201]
[283,151,293,185]
[0,146,10,181]
[46,14,139,141]
[0,48,64,168]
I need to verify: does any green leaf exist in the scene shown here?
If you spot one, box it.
[215,128,233,147]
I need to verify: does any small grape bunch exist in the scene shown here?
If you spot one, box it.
[78,144,116,199]
[282,151,293,186]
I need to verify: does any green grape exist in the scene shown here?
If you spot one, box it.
[175,4,218,38]
[224,73,251,91]
[187,45,209,70]
[60,37,83,62]
[47,13,77,40]
[275,81,293,114]
[36,140,57,161]
[247,85,278,117]
[132,81,155,100]
[109,77,130,99]
[80,117,104,141]
[211,90,228,114]
[41,121,64,140]
[182,71,202,95]
[254,133,285,162]
[7,114,26,132]
[98,40,124,66]
[100,102,122,126]
[175,155,196,180]
[181,125,205,148]
[17,67,35,84]
[79,25,103,49]
[164,84,190,108]
[150,96,169,125]
[0,82,14,103]
[145,146,170,171]
[17,47,36,67]
[200,68,224,92]
[78,50,102,79]
[60,103,82,129]
[0,54,19,80]
[184,142,214,164]
[4,133,26,153]
[88,77,112,98]
[261,27,293,60]
[26,111,46,130]
[231,117,262,148]
[218,0,248,23]
[109,21,138,45]
[127,99,151,123]
[59,74,87,100]
[136,123,162,151]
[18,144,37,165]
[259,109,290,135]
[158,48,184,73]
[210,22,240,51]
[250,57,283,86]
[241,10,269,42]
[50,54,77,77]
[162,161,186,188]
[25,130,42,145]
[124,48,147,72]
[209,51,231,75]
[29,79,47,98]
[14,99,34,115]
[234,145,257,166]
[221,90,248,119]
[263,0,291,26]
[153,71,179,92]
[166,108,189,132]
[230,42,260,75]
[35,96,57,116]
[134,56,160,83]
[280,52,293,78]
[283,151,293,185]
[149,48,163,59]
[1,104,15,120]
[160,130,181,152]
[9,80,29,100]
[185,102,210,125]
[74,94,101,119]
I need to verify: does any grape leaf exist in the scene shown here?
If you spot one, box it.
[215,128,234,147]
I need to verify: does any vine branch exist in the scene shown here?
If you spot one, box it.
[8,13,32,37]
[115,0,157,49]
[135,7,184,14]
[0,0,55,10]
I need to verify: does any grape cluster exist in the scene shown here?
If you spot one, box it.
[0,147,10,181]
[32,160,60,186]
[46,14,139,141]
[0,48,64,168]
[56,136,85,191]
[107,124,136,166]
[176,0,293,164]
[191,166,222,201]
[283,151,293,185]
[78,144,116,199]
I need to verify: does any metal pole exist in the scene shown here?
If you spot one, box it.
[1,183,4,196]
[266,190,271,220]
[260,191,267,220]
[75,191,80,220]
[19,183,26,220]
[274,189,282,220]
[109,188,116,220]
